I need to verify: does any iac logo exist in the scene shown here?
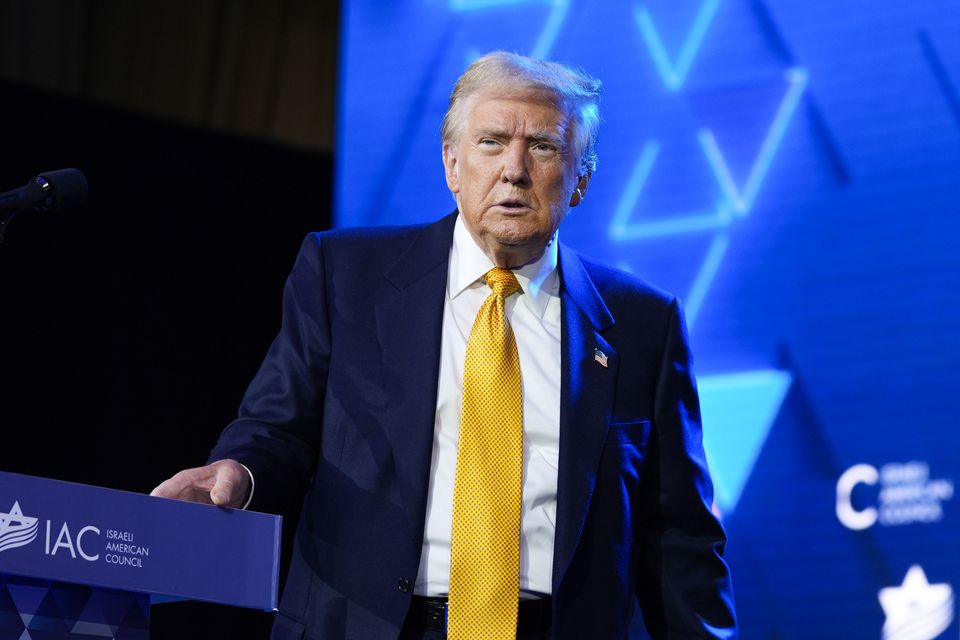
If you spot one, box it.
[836,462,954,531]
[0,501,39,552]
[0,499,101,561]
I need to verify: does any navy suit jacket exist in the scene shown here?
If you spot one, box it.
[209,212,736,639]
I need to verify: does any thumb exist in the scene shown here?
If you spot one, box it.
[210,466,239,507]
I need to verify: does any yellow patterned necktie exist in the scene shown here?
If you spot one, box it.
[448,267,524,639]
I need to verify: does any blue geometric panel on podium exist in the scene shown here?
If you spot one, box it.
[0,575,148,640]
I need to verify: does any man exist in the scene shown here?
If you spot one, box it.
[152,51,737,639]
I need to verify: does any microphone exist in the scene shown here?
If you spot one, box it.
[0,168,89,222]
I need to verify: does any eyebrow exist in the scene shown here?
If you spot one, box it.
[474,127,567,147]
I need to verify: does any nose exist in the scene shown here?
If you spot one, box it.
[501,142,531,186]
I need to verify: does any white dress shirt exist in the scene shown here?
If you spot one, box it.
[414,215,562,597]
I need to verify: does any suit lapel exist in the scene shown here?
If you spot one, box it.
[552,245,617,595]
[374,213,457,538]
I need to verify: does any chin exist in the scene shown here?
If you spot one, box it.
[492,234,552,264]
[489,227,540,248]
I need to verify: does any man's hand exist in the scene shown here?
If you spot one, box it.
[150,459,250,508]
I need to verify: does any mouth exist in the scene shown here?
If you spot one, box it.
[494,199,531,211]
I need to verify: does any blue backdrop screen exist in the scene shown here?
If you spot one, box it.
[335,1,960,636]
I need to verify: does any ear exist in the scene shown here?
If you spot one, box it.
[443,143,460,194]
[568,173,592,207]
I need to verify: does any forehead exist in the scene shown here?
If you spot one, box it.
[461,88,572,135]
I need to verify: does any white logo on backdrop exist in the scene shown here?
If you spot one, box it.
[836,462,954,530]
[0,501,39,552]
[878,565,953,640]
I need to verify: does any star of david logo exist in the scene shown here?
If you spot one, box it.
[878,565,954,640]
[0,500,40,553]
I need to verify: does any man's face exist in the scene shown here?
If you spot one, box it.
[442,88,590,268]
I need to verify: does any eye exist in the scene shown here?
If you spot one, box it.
[532,142,558,155]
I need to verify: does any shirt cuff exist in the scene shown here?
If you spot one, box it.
[239,463,255,510]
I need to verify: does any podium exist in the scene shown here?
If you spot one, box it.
[0,471,281,639]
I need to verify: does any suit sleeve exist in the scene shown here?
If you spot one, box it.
[207,233,331,515]
[636,297,738,639]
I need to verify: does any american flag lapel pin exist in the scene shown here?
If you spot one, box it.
[593,348,608,368]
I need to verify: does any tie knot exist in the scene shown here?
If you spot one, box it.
[484,267,521,299]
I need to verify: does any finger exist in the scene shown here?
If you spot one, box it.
[150,475,194,499]
[150,467,216,503]
[149,479,171,497]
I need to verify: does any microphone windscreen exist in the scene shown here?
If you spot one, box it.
[38,168,88,211]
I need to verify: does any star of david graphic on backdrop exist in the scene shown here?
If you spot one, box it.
[339,1,960,636]
[446,0,809,518]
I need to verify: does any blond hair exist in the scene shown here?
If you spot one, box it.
[441,51,602,174]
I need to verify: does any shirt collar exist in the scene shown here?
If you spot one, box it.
[449,214,559,319]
